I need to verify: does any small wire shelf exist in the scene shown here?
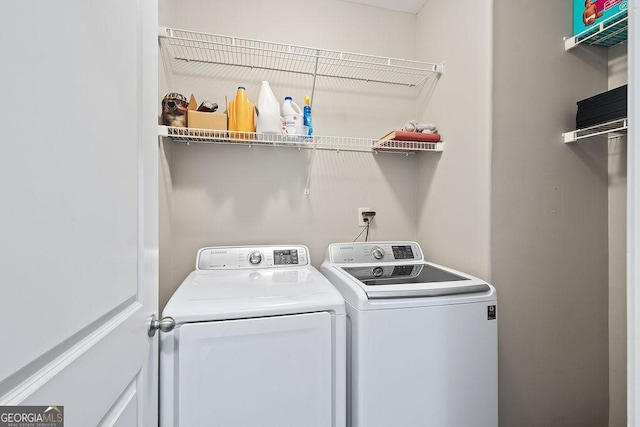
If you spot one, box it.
[372,139,444,153]
[159,27,442,87]
[159,126,445,154]
[563,117,627,143]
[564,8,628,50]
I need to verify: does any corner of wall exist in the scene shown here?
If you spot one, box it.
[414,0,493,281]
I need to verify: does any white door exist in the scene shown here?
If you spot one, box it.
[0,1,158,426]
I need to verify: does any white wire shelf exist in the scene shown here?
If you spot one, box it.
[159,27,442,87]
[158,126,445,154]
[563,117,627,143]
[564,8,628,50]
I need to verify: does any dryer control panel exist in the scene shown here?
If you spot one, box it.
[197,245,309,269]
[327,241,424,264]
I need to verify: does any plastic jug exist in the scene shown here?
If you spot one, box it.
[282,97,303,135]
[256,81,281,134]
[228,87,255,137]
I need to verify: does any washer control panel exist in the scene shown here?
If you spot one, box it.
[273,249,299,265]
[197,245,309,270]
[327,242,423,264]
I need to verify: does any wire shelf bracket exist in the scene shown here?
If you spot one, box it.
[563,117,628,143]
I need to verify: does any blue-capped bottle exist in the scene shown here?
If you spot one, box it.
[303,95,313,136]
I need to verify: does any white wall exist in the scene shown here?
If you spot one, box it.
[415,0,493,280]
[159,0,421,308]
[492,0,610,425]
[608,42,628,427]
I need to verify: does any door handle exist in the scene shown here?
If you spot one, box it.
[148,314,176,337]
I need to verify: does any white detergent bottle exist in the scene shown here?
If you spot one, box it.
[256,81,281,134]
[282,97,303,135]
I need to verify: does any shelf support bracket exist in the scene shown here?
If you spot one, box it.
[310,50,320,107]
[304,50,320,193]
[563,131,577,143]
[304,144,318,195]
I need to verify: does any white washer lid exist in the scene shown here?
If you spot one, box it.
[163,266,346,323]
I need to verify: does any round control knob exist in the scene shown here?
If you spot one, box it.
[248,251,263,265]
[372,267,384,278]
[371,247,385,260]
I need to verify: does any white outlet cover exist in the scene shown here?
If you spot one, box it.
[358,207,371,227]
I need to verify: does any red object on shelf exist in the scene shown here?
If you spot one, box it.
[377,130,441,143]
[373,130,443,152]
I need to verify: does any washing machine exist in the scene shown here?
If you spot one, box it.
[160,245,346,427]
[320,241,497,427]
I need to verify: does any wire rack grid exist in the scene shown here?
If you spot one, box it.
[563,117,628,143]
[159,126,445,154]
[565,8,628,50]
[159,27,442,87]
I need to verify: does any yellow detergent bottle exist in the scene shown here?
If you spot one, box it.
[228,86,255,139]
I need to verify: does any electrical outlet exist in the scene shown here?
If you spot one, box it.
[358,207,372,227]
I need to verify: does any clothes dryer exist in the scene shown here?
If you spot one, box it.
[321,241,497,427]
[161,245,346,427]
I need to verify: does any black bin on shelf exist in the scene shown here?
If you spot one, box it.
[576,84,627,129]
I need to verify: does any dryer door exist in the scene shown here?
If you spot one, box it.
[177,312,333,426]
